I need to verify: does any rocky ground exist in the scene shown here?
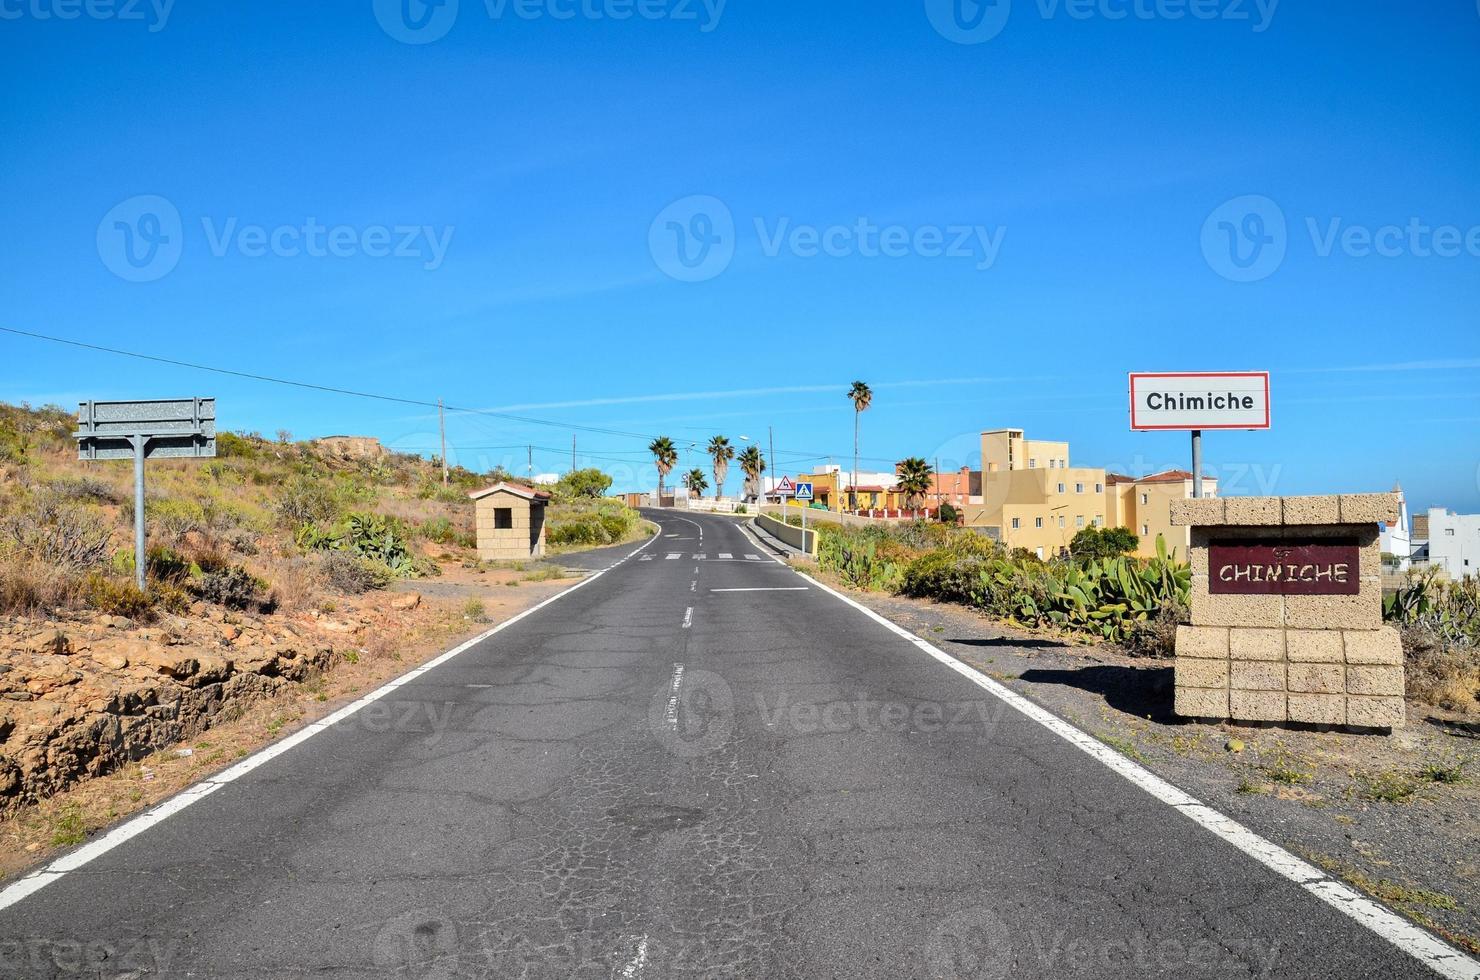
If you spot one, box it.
[819,576,1480,956]
[0,560,583,877]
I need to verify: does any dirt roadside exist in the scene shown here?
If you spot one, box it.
[816,575,1479,956]
[0,559,587,882]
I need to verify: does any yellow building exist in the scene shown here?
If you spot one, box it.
[964,429,1214,559]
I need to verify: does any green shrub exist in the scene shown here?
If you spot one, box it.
[82,573,155,620]
[275,478,337,527]
[318,551,392,594]
[192,565,276,612]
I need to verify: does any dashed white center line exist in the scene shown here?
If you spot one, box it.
[665,553,680,560]
[690,581,697,592]
[663,664,685,730]
[718,552,732,559]
[682,606,693,629]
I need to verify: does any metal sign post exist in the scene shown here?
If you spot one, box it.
[796,482,814,538]
[75,398,216,591]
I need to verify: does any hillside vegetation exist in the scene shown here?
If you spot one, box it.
[0,402,642,619]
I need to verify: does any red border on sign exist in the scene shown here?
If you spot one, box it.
[1128,371,1271,431]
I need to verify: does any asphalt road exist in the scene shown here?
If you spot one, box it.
[0,510,1445,978]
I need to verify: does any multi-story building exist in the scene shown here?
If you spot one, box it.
[1426,507,1480,580]
[963,428,1215,559]
[1379,483,1413,570]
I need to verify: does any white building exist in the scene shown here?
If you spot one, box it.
[1379,483,1413,570]
[1427,507,1480,581]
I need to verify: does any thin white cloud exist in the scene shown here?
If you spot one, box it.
[1285,359,1480,375]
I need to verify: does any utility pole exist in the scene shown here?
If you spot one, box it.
[527,444,533,480]
[768,426,775,512]
[438,398,448,486]
[935,456,942,512]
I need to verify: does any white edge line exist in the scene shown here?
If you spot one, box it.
[794,567,1480,980]
[0,525,663,914]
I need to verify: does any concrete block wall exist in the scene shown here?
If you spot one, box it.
[474,496,547,561]
[1171,493,1404,731]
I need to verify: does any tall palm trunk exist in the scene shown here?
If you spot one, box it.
[851,411,859,512]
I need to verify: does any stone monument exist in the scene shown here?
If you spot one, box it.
[1170,493,1404,731]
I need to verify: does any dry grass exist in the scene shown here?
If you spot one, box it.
[1402,625,1480,712]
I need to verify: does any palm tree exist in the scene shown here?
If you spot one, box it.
[649,436,677,502]
[707,435,734,500]
[738,445,766,501]
[895,457,933,515]
[847,381,872,512]
[682,468,709,498]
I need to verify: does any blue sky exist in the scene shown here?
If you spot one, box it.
[2,0,1478,511]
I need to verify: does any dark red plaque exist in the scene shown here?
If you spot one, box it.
[1209,540,1360,596]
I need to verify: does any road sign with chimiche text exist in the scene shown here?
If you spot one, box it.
[1129,372,1271,431]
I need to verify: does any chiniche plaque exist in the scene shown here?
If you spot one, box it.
[1209,539,1360,596]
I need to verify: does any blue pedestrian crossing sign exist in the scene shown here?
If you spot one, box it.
[795,482,814,501]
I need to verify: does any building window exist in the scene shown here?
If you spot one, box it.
[1095,483,1103,494]
[1035,517,1043,528]
[1029,459,1037,468]
[1140,493,1149,505]
[1445,528,1456,535]
[1142,524,1150,536]
[1011,517,1021,529]
[1049,459,1056,468]
[1058,516,1065,528]
[1092,516,1102,527]
[1075,483,1084,494]
[1076,516,1085,528]
[1057,482,1066,494]
[494,507,513,529]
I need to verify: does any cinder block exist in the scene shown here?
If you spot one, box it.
[1284,591,1381,631]
[1346,696,1404,729]
[1287,663,1345,695]
[1344,627,1403,665]
[1171,497,1225,527]
[1191,583,1284,629]
[1231,661,1285,691]
[1281,496,1341,525]
[1339,493,1400,525]
[1347,665,1405,697]
[1288,693,1346,726]
[1286,630,1344,663]
[1175,685,1229,719]
[1223,496,1283,526]
[1176,625,1229,659]
[1176,658,1229,689]
[1230,690,1286,722]
[1229,628,1285,661]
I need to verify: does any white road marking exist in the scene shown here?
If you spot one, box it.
[798,568,1480,980]
[682,607,693,629]
[710,587,810,593]
[665,553,680,560]
[690,581,697,592]
[0,522,668,913]
[664,534,678,538]
[718,553,732,559]
[466,684,495,688]
[693,554,706,560]
[663,664,685,730]
[745,554,761,561]
[617,934,650,978]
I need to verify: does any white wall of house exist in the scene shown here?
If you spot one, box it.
[1427,507,1480,580]
[1380,489,1413,569]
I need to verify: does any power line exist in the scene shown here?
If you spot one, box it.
[0,326,659,442]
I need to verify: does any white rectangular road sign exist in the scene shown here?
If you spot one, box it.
[795,482,814,501]
[1129,372,1270,431]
